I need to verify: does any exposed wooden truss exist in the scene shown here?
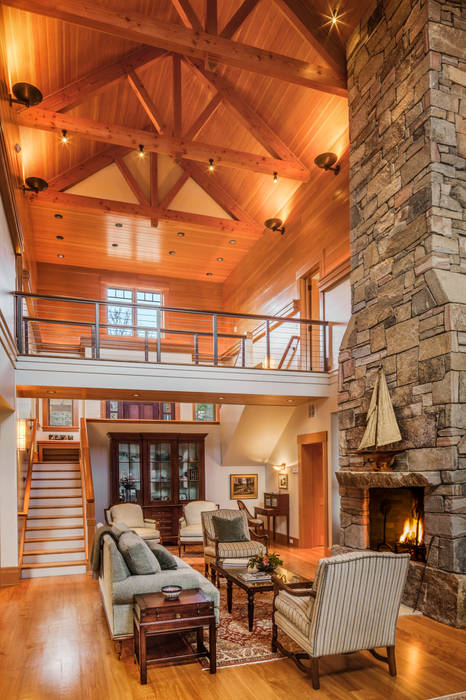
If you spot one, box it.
[158,171,190,209]
[127,69,166,133]
[114,157,149,206]
[220,0,261,39]
[169,0,202,31]
[4,0,346,95]
[184,94,222,141]
[48,146,132,191]
[17,108,310,180]
[25,190,263,237]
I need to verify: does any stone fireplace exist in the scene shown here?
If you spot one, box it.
[337,0,465,628]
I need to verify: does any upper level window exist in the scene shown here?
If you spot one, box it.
[106,287,162,337]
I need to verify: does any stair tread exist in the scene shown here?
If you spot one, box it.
[33,469,80,472]
[24,536,84,543]
[29,495,81,499]
[23,548,85,556]
[22,560,86,569]
[27,515,84,520]
[26,525,84,531]
[30,486,82,490]
[29,505,83,509]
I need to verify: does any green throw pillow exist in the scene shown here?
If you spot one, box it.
[118,531,161,575]
[212,515,248,542]
[111,522,130,539]
[146,542,178,570]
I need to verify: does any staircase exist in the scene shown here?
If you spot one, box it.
[21,461,87,578]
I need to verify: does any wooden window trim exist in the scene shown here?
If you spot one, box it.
[42,399,79,431]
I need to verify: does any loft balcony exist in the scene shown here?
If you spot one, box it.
[14,293,341,403]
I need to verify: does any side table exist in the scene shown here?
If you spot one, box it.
[133,589,216,685]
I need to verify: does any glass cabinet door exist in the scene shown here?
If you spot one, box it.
[178,441,200,502]
[149,441,172,502]
[117,441,141,503]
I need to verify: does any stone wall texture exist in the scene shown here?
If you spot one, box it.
[339,0,465,626]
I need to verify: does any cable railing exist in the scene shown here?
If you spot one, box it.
[14,292,331,372]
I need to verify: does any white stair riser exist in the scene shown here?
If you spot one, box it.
[27,518,83,527]
[28,507,83,517]
[31,479,82,488]
[23,539,85,552]
[21,565,86,579]
[30,488,82,497]
[33,463,79,471]
[25,528,84,538]
[29,498,83,507]
[22,551,85,564]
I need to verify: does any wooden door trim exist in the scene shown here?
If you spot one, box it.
[298,431,328,547]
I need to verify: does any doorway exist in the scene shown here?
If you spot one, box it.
[298,432,328,547]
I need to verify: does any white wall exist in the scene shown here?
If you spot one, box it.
[86,421,266,526]
[323,277,351,370]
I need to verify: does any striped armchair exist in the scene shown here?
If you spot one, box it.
[201,508,268,582]
[272,551,410,689]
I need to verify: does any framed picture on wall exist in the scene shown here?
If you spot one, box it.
[230,474,258,500]
[278,474,288,490]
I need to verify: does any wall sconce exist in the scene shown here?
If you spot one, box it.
[264,218,285,235]
[9,82,43,108]
[22,177,48,193]
[314,152,340,175]
[273,463,287,473]
[17,419,26,450]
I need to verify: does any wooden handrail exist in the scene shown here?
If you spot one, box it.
[79,417,96,572]
[18,418,37,568]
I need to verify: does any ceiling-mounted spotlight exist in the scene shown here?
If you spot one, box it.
[138,144,145,158]
[22,177,48,193]
[208,158,214,172]
[273,171,278,184]
[264,217,285,235]
[60,129,69,144]
[9,82,43,108]
[314,152,340,175]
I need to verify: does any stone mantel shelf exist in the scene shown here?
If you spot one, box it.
[336,471,439,488]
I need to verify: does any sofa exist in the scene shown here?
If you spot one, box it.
[98,530,220,646]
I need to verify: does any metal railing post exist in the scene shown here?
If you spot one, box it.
[24,320,29,355]
[241,337,246,367]
[194,334,199,364]
[156,309,161,363]
[322,323,327,372]
[144,331,149,362]
[91,326,96,359]
[212,315,218,366]
[16,294,23,354]
[95,302,100,359]
[265,320,271,368]
[309,324,313,371]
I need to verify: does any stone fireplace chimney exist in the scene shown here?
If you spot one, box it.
[338,0,465,627]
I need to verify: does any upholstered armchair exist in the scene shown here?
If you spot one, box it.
[201,508,268,582]
[105,503,161,543]
[178,500,219,556]
[237,499,264,532]
[272,551,410,689]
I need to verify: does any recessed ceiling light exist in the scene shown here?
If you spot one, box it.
[56,235,64,240]
[177,232,185,237]
[206,272,213,276]
[57,253,64,258]
[287,399,294,403]
[216,257,223,262]
[47,390,56,394]
[112,243,118,247]
[228,239,236,245]
[115,223,123,228]
[169,250,176,255]
[133,393,140,397]
[54,213,63,219]
[218,396,224,400]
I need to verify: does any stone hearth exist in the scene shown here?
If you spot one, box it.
[337,0,466,628]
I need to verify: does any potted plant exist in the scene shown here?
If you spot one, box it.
[248,552,283,574]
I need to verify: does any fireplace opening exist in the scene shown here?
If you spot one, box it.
[369,488,425,561]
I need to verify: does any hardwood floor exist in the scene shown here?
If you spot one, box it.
[0,543,465,699]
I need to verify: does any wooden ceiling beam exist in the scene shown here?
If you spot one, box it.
[158,171,190,209]
[127,69,166,134]
[114,157,149,205]
[184,93,222,141]
[172,55,182,137]
[17,108,310,180]
[150,152,158,228]
[25,190,263,237]
[220,0,261,39]
[48,146,132,191]
[187,60,303,163]
[40,46,166,113]
[205,0,217,34]
[271,0,346,77]
[3,0,346,95]
[169,0,202,32]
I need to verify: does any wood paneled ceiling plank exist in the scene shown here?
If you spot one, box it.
[48,146,132,191]
[172,55,182,137]
[158,171,189,209]
[16,108,310,180]
[184,93,222,141]
[220,0,261,39]
[114,157,149,205]
[40,46,166,113]
[27,190,263,237]
[187,59,305,164]
[271,0,346,77]
[127,69,166,133]
[3,0,347,95]
[169,0,202,31]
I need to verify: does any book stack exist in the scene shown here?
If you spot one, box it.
[222,558,250,567]
[238,571,272,583]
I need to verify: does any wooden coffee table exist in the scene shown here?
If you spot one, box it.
[214,563,306,632]
[133,589,216,684]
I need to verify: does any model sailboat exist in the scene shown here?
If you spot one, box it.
[358,367,402,452]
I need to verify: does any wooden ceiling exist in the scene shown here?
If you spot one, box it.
[2,0,372,283]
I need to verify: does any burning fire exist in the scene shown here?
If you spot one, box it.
[399,517,423,545]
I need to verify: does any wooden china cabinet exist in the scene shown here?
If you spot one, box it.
[108,433,206,543]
